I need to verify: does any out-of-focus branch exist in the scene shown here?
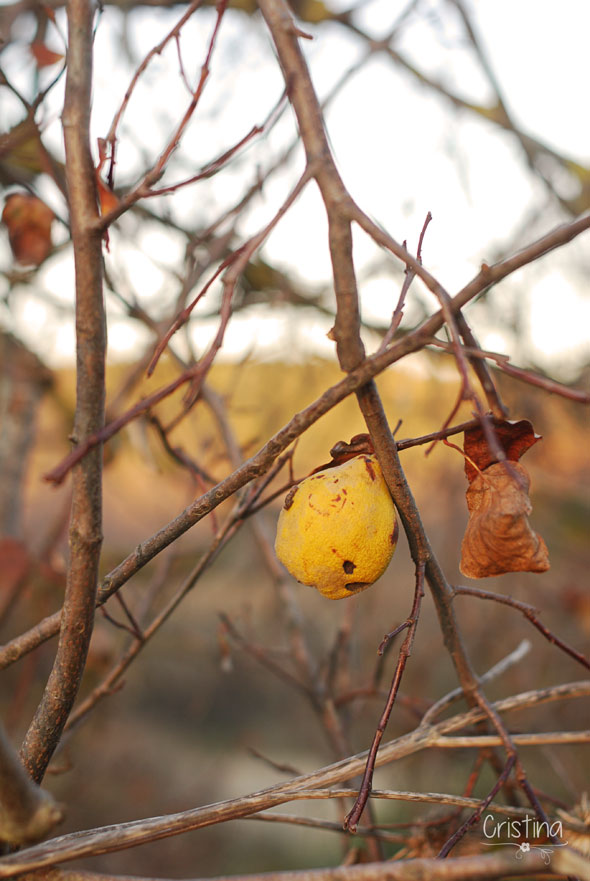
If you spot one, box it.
[341,13,590,216]
[1,680,588,875]
[0,334,53,538]
[102,0,205,181]
[0,725,62,846]
[454,586,590,672]
[19,0,106,784]
[14,847,590,881]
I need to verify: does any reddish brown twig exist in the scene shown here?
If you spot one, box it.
[455,310,508,419]
[438,755,516,858]
[147,89,288,197]
[99,593,144,641]
[454,586,590,671]
[429,339,590,405]
[146,256,232,377]
[103,0,204,181]
[378,211,433,353]
[496,361,590,403]
[106,0,227,209]
[344,562,425,833]
[43,362,208,485]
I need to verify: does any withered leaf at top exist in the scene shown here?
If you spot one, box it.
[463,417,541,483]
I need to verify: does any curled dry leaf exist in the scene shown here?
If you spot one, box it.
[1,192,54,265]
[460,418,549,578]
[460,461,550,578]
[95,173,119,216]
[463,417,540,482]
[30,42,64,68]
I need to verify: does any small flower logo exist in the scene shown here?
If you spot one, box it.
[519,842,530,853]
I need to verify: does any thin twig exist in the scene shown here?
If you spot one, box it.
[438,756,516,858]
[377,211,432,353]
[344,563,425,832]
[454,586,590,671]
[421,640,532,726]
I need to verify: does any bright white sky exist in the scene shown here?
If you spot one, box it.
[1,0,589,375]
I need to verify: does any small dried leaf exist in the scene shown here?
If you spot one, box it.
[464,418,540,483]
[460,461,550,578]
[30,42,64,68]
[1,193,54,265]
[42,4,57,23]
[95,173,119,215]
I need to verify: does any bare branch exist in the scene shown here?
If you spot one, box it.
[454,586,590,671]
[1,680,587,875]
[13,849,587,881]
[0,725,63,846]
[19,0,105,785]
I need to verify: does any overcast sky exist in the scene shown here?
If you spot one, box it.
[1,0,589,374]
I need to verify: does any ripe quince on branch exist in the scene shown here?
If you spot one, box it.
[275,440,398,600]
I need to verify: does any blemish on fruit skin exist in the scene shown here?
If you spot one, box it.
[390,520,399,545]
[283,486,298,510]
[345,581,369,591]
[342,560,356,574]
[309,500,332,516]
[364,457,376,481]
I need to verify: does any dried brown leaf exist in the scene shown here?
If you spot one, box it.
[30,42,64,68]
[460,461,550,578]
[1,193,54,265]
[95,174,119,216]
[464,418,540,483]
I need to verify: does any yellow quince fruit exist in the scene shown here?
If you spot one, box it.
[275,454,397,600]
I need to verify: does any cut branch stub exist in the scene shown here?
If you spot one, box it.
[460,420,549,578]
